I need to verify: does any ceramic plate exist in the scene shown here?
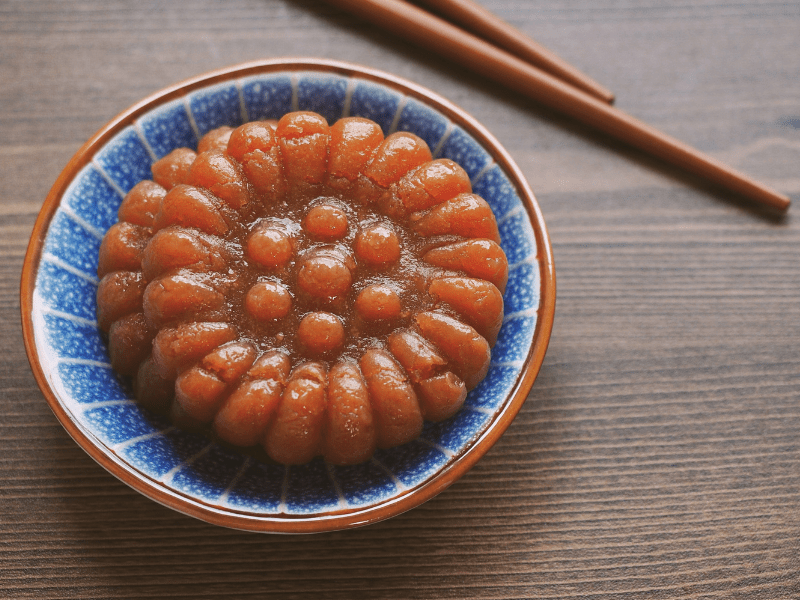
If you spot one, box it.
[21,59,555,533]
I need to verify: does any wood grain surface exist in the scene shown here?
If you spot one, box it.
[2,0,799,598]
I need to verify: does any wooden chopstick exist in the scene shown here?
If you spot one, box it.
[322,0,791,212]
[415,0,614,103]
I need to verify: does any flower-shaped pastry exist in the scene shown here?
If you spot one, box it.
[96,111,508,465]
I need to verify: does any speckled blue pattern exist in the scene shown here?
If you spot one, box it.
[374,441,450,487]
[83,402,162,445]
[438,126,493,180]
[58,362,129,404]
[171,444,251,502]
[468,365,519,410]
[296,72,349,125]
[225,461,284,512]
[333,461,397,506]
[472,164,523,221]
[493,314,538,365]
[348,78,402,134]
[137,99,198,160]
[37,261,97,322]
[31,70,542,519]
[188,82,245,135]
[285,459,342,514]
[41,313,106,361]
[241,74,294,121]
[505,260,540,315]
[394,97,450,152]
[61,165,122,234]
[94,127,154,194]
[119,426,208,480]
[423,409,491,454]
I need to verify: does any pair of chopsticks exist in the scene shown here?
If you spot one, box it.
[322,0,791,212]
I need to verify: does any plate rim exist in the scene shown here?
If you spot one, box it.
[20,57,556,533]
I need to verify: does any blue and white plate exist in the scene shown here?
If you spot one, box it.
[21,59,555,533]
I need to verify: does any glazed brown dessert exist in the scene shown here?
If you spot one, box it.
[96,111,508,465]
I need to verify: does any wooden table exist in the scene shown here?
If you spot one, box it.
[3,1,799,597]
